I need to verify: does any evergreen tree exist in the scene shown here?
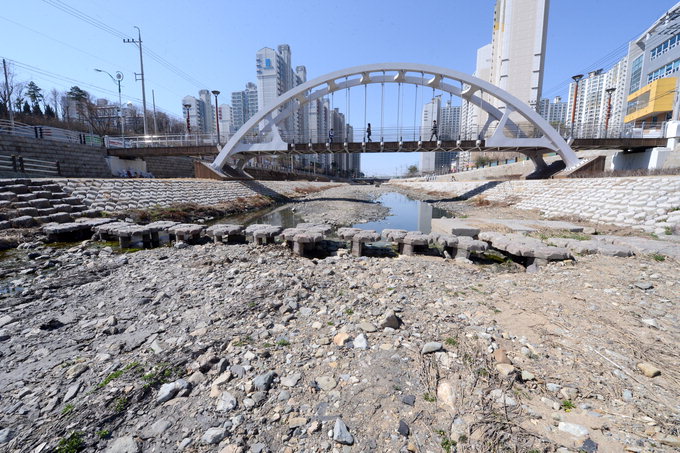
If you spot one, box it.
[44,104,56,118]
[32,103,43,117]
[22,101,31,114]
[26,81,44,108]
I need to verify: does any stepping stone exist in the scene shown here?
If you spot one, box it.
[145,221,181,245]
[10,216,36,228]
[168,223,206,244]
[402,232,430,256]
[280,228,324,257]
[206,224,245,243]
[337,227,363,240]
[351,230,381,257]
[431,218,480,237]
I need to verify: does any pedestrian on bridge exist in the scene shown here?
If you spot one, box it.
[329,128,334,143]
[430,120,438,141]
[366,123,372,142]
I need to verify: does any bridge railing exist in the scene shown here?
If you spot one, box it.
[0,119,103,146]
[104,133,221,148]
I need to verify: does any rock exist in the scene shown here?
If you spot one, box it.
[250,443,267,453]
[622,389,633,401]
[358,322,377,333]
[421,342,443,354]
[637,362,661,377]
[280,373,301,387]
[253,371,276,391]
[521,370,535,381]
[354,334,368,349]
[546,382,562,392]
[379,310,402,329]
[398,420,410,437]
[580,438,598,453]
[142,419,172,438]
[157,379,190,403]
[315,376,337,391]
[437,381,456,412]
[493,349,512,364]
[634,281,653,290]
[558,422,589,438]
[105,436,141,453]
[201,427,227,445]
[0,329,9,342]
[560,387,578,400]
[401,395,416,406]
[641,318,659,329]
[495,363,515,376]
[0,315,15,328]
[0,428,15,444]
[65,363,88,380]
[333,332,351,346]
[333,418,354,445]
[657,434,680,447]
[217,391,238,411]
[63,382,81,403]
[288,416,308,428]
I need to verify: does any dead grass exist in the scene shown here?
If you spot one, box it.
[472,195,520,208]
[293,184,342,196]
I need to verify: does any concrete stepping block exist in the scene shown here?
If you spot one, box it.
[382,229,408,242]
[351,230,381,257]
[11,202,29,209]
[431,218,481,237]
[168,223,206,244]
[251,225,282,245]
[0,201,11,209]
[206,224,245,243]
[0,221,10,230]
[10,215,36,228]
[61,197,83,205]
[3,185,29,194]
[31,190,53,199]
[401,232,430,256]
[479,231,569,267]
[295,223,333,234]
[47,213,73,224]
[145,221,181,245]
[337,227,363,240]
[0,192,17,201]
[36,208,57,216]
[456,236,489,259]
[548,238,634,257]
[43,222,92,241]
[281,229,324,257]
[52,204,73,213]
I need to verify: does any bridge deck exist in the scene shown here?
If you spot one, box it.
[105,137,667,158]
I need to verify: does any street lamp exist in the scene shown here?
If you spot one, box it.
[183,103,192,135]
[570,74,584,139]
[94,68,125,145]
[604,87,616,138]
[211,90,221,145]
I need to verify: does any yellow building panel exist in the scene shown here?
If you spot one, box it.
[624,77,677,123]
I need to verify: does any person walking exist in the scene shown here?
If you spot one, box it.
[430,120,438,141]
[329,128,334,143]
[366,123,372,142]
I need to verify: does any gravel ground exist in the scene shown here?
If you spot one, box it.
[0,184,678,452]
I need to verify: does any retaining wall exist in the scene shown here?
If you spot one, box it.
[389,176,680,234]
[54,178,341,212]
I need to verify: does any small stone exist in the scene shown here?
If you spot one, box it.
[217,391,238,411]
[641,318,659,329]
[142,419,172,438]
[358,322,377,333]
[281,373,301,387]
[580,438,598,453]
[354,334,368,349]
[622,389,633,401]
[157,379,190,403]
[288,416,308,428]
[105,436,141,453]
[398,420,410,437]
[333,332,351,346]
[495,363,515,376]
[253,371,276,391]
[333,418,354,445]
[401,394,416,406]
[379,310,402,329]
[558,422,589,438]
[546,382,562,392]
[0,315,15,328]
[635,282,653,290]
[637,362,661,378]
[560,387,578,400]
[407,442,417,452]
[493,349,512,364]
[201,427,227,445]
[421,342,443,354]
[657,434,680,447]
[316,376,337,391]
[521,370,535,381]
[0,428,15,444]
[63,382,81,403]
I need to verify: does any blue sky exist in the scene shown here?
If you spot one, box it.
[0,0,675,175]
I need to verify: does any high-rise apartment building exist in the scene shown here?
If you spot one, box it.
[231,82,258,131]
[624,3,680,125]
[538,96,568,126]
[567,57,628,136]
[217,104,232,141]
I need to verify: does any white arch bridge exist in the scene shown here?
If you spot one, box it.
[211,63,581,175]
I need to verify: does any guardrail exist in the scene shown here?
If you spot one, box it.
[0,154,61,176]
[0,119,102,146]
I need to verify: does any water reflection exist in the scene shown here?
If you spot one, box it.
[353,192,448,233]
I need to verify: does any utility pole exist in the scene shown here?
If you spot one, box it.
[123,26,148,135]
[604,87,616,138]
[3,59,15,128]
[570,74,584,139]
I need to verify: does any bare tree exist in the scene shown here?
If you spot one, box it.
[47,88,60,120]
[0,61,24,117]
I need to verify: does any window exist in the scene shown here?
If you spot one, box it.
[647,57,680,83]
[629,55,643,94]
[650,32,680,60]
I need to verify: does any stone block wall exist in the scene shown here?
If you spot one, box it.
[389,176,680,234]
[0,135,111,178]
[145,156,195,178]
[54,179,340,212]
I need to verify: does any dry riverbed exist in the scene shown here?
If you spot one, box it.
[0,184,678,453]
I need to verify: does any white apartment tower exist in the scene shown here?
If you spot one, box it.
[419,97,441,173]
[231,82,258,131]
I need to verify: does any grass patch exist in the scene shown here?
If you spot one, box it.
[423,393,436,402]
[344,308,354,315]
[61,404,75,415]
[651,253,666,262]
[97,362,140,389]
[445,337,458,346]
[56,431,84,453]
[113,397,128,413]
[561,399,576,411]
[276,339,291,347]
[142,363,175,389]
[664,226,673,235]
[97,429,110,439]
[232,336,254,347]
[533,230,591,241]
[436,429,457,453]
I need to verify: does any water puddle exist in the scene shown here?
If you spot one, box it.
[352,192,449,233]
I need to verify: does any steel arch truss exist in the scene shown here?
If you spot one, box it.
[211,63,579,171]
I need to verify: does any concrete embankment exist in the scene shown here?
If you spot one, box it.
[389,176,680,234]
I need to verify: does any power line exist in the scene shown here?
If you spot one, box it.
[41,0,210,89]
